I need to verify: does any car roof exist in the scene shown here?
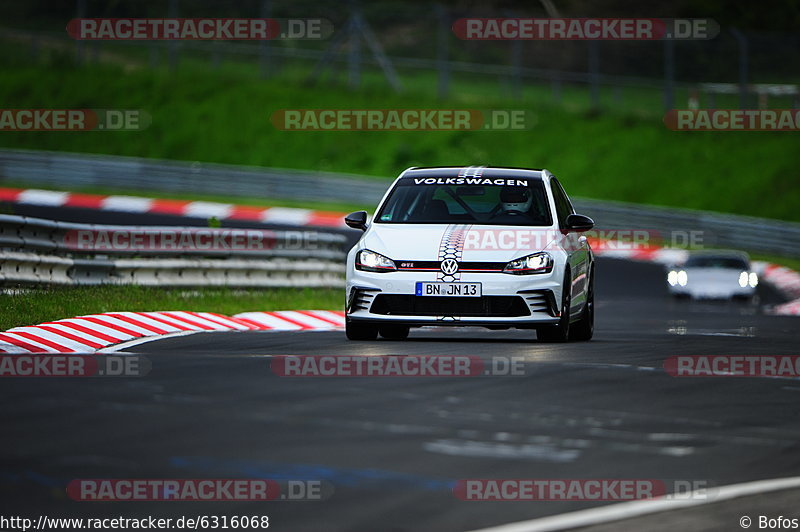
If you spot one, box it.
[400,166,546,180]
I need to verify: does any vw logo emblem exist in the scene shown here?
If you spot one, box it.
[440,259,459,275]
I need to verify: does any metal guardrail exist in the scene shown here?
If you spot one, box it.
[1,148,799,258]
[0,148,388,205]
[0,214,347,287]
[572,198,800,258]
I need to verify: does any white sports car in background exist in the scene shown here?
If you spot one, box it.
[343,166,595,342]
[667,250,758,300]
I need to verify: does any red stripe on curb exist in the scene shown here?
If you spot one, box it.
[228,316,272,330]
[11,331,73,353]
[0,333,49,353]
[201,312,259,330]
[270,312,314,330]
[79,317,143,338]
[50,321,128,344]
[295,310,344,326]
[0,187,22,202]
[150,198,191,216]
[308,211,345,227]
[64,192,105,209]
[35,325,104,349]
[161,312,217,330]
[0,187,348,227]
[228,205,268,221]
[106,313,169,335]
[189,312,243,329]
[137,313,194,331]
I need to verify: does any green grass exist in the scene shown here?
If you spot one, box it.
[0,45,798,221]
[0,286,343,330]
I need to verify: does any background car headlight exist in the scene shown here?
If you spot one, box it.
[355,249,396,272]
[677,270,688,286]
[739,271,748,287]
[503,252,553,275]
[668,270,678,286]
[749,272,758,287]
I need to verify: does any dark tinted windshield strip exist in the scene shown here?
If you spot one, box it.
[400,177,532,186]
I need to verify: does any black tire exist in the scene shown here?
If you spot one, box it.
[345,320,378,340]
[379,325,410,340]
[538,272,571,343]
[569,269,594,341]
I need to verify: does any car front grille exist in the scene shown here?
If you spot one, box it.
[370,295,530,317]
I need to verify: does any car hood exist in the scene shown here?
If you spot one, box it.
[362,223,558,262]
[682,268,746,285]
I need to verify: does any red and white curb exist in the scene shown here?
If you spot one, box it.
[762,264,800,316]
[0,310,345,354]
[591,243,800,316]
[0,187,347,228]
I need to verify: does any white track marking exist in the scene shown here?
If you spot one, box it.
[101,195,154,212]
[183,201,233,219]
[17,189,69,206]
[260,207,312,225]
[466,476,800,532]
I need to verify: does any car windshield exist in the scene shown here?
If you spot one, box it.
[375,180,553,226]
[683,256,749,269]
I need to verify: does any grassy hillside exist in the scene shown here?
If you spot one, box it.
[0,48,798,221]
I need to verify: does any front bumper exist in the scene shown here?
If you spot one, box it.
[346,270,563,327]
[668,283,756,299]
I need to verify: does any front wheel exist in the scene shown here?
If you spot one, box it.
[538,274,571,343]
[345,320,378,340]
[569,270,594,341]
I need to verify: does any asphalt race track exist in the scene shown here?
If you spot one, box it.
[2,258,799,531]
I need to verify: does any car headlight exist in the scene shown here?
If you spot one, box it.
[355,249,396,273]
[677,270,688,286]
[741,271,758,288]
[668,270,678,286]
[738,271,748,288]
[503,252,553,275]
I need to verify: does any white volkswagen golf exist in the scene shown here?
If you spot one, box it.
[344,166,595,342]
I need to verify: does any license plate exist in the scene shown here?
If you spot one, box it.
[415,282,482,297]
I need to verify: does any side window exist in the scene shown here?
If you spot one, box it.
[550,178,573,228]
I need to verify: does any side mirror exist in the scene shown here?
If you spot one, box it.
[565,213,594,232]
[345,211,368,231]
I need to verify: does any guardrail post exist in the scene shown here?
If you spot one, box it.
[75,0,86,64]
[168,0,179,73]
[588,40,600,110]
[663,38,675,111]
[259,0,272,78]
[436,4,449,99]
[348,0,362,90]
[730,28,749,110]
